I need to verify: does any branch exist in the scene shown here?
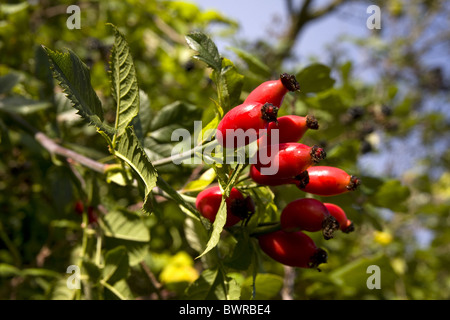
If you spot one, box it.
[5,111,107,174]
[310,0,347,20]
[276,0,348,63]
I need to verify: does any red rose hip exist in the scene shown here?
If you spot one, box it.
[298,166,361,196]
[255,142,326,179]
[195,186,254,227]
[245,73,300,107]
[280,198,339,240]
[261,114,319,145]
[324,203,354,233]
[216,101,279,148]
[257,230,327,269]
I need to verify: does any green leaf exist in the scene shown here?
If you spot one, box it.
[241,273,284,300]
[181,168,216,192]
[196,197,227,260]
[184,268,240,300]
[183,217,219,267]
[101,209,150,242]
[115,126,158,214]
[43,46,113,134]
[297,63,335,93]
[48,279,77,300]
[0,263,21,277]
[0,97,52,114]
[21,268,61,278]
[224,233,253,270]
[212,57,244,112]
[156,176,199,218]
[229,47,271,78]
[0,72,22,94]
[197,114,219,146]
[103,246,129,284]
[133,90,152,136]
[186,32,222,71]
[104,238,149,266]
[103,279,134,300]
[0,2,29,15]
[108,24,140,139]
[329,252,397,292]
[149,101,202,132]
[372,179,411,211]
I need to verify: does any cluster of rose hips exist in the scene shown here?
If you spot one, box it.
[196,73,361,270]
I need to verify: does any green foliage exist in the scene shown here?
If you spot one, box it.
[114,127,158,215]
[43,47,109,133]
[0,0,448,301]
[296,63,335,94]
[108,24,140,140]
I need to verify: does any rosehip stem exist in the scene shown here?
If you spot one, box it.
[249,222,281,237]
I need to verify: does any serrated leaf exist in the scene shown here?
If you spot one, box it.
[297,63,335,93]
[185,32,222,71]
[101,209,150,242]
[196,197,227,260]
[115,126,158,214]
[43,46,113,134]
[103,246,129,284]
[108,24,140,139]
[212,58,244,112]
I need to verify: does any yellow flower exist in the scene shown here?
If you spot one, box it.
[373,230,393,245]
[159,251,199,284]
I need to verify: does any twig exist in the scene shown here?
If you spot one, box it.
[140,261,164,300]
[5,111,107,174]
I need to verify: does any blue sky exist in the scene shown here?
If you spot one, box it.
[188,0,370,62]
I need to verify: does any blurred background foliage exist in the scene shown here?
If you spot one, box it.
[0,0,449,300]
